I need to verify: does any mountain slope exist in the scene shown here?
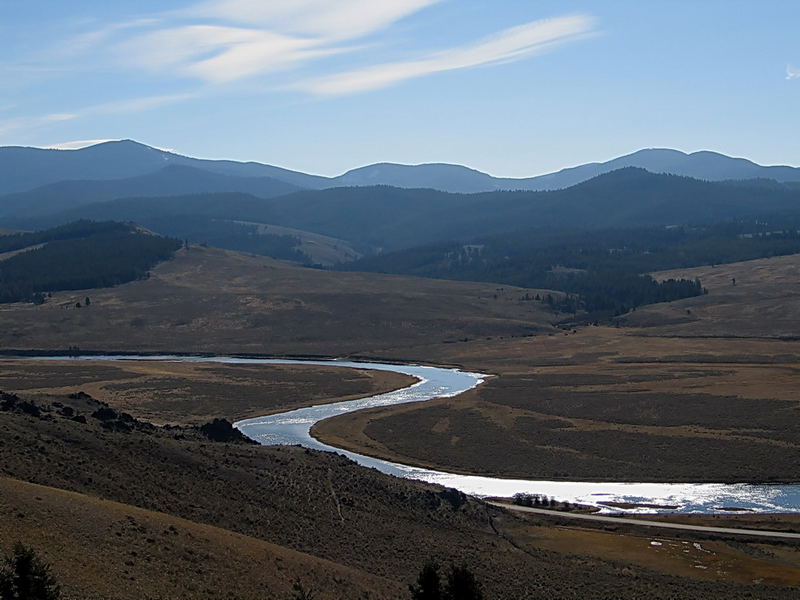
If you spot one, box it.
[0,140,329,194]
[0,165,302,218]
[523,148,800,191]
[334,162,501,193]
[330,149,800,192]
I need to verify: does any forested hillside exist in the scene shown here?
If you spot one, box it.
[0,165,301,219]
[0,221,181,303]
[345,217,800,314]
[9,169,800,256]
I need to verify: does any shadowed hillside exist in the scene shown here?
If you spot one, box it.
[2,388,796,599]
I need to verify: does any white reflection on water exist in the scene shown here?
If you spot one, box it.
[34,354,800,514]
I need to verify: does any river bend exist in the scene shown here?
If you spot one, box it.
[32,355,800,514]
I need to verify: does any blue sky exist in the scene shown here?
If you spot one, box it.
[2,1,798,176]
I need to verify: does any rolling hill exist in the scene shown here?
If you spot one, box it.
[0,242,558,356]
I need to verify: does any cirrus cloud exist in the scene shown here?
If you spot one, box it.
[1,2,597,139]
[296,15,596,95]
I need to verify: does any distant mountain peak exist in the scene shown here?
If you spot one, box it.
[1,139,799,197]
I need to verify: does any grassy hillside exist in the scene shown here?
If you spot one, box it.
[313,252,800,483]
[622,252,800,337]
[0,244,558,356]
[0,476,399,600]
[0,358,414,425]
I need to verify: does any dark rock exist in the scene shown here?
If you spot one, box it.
[199,418,255,444]
[92,407,118,421]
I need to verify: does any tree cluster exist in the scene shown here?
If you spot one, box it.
[344,216,800,314]
[0,221,181,303]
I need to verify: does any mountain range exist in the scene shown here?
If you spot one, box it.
[9,168,800,255]
[2,139,799,197]
[3,139,800,271]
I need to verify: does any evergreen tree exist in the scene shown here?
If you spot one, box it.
[410,563,484,600]
[0,543,61,600]
[410,562,442,600]
[445,565,483,600]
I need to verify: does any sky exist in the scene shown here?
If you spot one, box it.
[2,0,799,177]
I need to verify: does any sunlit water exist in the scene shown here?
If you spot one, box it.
[32,355,800,514]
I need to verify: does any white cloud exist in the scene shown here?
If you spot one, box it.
[106,0,442,84]
[44,139,120,150]
[48,3,594,90]
[0,112,77,136]
[58,18,161,58]
[787,64,800,80]
[118,25,343,83]
[190,0,441,40]
[89,93,200,114]
[297,15,595,95]
[43,139,175,152]
[0,94,192,138]
[3,3,597,138]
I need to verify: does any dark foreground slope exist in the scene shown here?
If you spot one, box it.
[1,390,796,599]
[0,476,399,600]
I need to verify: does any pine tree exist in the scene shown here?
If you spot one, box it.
[410,562,442,600]
[0,543,61,600]
[445,565,483,600]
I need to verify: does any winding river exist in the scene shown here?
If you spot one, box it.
[33,355,800,514]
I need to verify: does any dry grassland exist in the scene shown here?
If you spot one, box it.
[314,254,800,482]
[501,514,800,588]
[0,244,556,357]
[0,476,399,600]
[0,359,414,425]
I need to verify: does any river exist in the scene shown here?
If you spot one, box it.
[32,354,800,514]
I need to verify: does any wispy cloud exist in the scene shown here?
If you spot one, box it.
[0,94,192,137]
[57,18,161,59]
[3,2,597,138]
[297,15,595,95]
[0,113,77,137]
[787,64,800,80]
[189,0,442,40]
[106,0,443,84]
[44,139,120,150]
[116,25,345,83]
[43,139,176,152]
[90,92,201,115]
[32,2,594,90]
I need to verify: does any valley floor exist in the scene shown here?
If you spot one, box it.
[3,247,800,598]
